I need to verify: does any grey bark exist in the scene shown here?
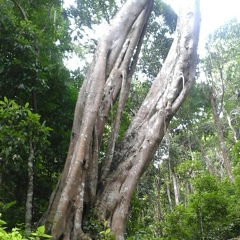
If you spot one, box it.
[166,180,173,212]
[225,110,238,143]
[25,140,34,234]
[39,0,201,239]
[95,0,200,237]
[172,171,180,205]
[39,1,154,239]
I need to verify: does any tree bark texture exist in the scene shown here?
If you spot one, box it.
[172,171,180,205]
[225,110,238,143]
[25,140,34,234]
[40,0,201,239]
[166,180,173,212]
[156,166,162,235]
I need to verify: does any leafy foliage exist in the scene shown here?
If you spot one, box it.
[0,97,51,228]
[0,214,51,239]
[162,173,240,239]
[138,0,177,78]
[0,0,78,227]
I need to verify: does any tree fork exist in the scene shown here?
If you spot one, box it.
[39,0,200,239]
[39,0,154,239]
[95,0,201,238]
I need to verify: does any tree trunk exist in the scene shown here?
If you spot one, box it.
[209,88,235,182]
[172,171,180,205]
[25,140,34,234]
[39,0,201,239]
[225,110,238,143]
[166,179,173,212]
[156,169,162,235]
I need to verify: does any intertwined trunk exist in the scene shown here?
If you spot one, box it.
[39,0,200,239]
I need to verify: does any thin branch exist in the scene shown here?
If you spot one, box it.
[12,0,28,20]
[41,1,55,32]
[218,66,225,116]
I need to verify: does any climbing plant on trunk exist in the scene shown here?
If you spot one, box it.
[39,0,201,239]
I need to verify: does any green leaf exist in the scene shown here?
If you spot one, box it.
[40,233,52,238]
[36,225,45,234]
[0,228,8,235]
[0,219,6,226]
[3,96,8,104]
[25,102,29,108]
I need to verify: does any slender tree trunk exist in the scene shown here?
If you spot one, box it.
[25,140,34,234]
[187,132,194,160]
[156,164,162,236]
[32,90,38,113]
[172,171,180,205]
[39,0,201,239]
[166,135,180,206]
[225,110,238,143]
[166,180,173,212]
[209,88,235,182]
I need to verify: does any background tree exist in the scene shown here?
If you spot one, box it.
[0,97,51,232]
[146,18,240,239]
[201,18,240,182]
[0,0,77,227]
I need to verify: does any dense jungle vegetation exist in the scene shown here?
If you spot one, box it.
[0,0,240,239]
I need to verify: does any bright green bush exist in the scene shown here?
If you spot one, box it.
[0,214,51,239]
[162,173,240,240]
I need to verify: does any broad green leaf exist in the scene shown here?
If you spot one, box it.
[0,219,6,225]
[3,96,8,104]
[36,225,45,234]
[25,102,29,108]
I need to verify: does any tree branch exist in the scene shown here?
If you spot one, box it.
[41,1,55,32]
[12,0,28,20]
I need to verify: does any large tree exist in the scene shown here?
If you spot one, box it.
[39,0,201,239]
